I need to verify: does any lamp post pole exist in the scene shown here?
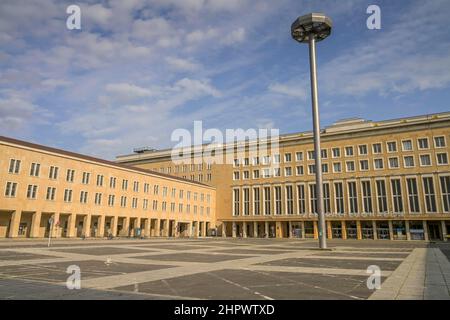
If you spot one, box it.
[291,13,332,249]
[308,34,326,249]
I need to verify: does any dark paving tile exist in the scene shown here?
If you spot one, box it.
[0,251,58,261]
[50,247,150,255]
[0,260,172,283]
[132,244,212,251]
[315,251,410,258]
[116,269,378,300]
[257,257,402,271]
[134,252,254,263]
[216,249,294,255]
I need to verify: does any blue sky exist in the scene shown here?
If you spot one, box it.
[1,0,450,159]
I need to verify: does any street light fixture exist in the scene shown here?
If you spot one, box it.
[291,13,332,249]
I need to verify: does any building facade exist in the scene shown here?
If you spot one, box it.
[117,112,450,241]
[0,136,215,239]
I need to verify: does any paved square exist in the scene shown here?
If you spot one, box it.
[0,238,449,300]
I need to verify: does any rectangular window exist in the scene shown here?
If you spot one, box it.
[49,166,59,179]
[8,159,21,174]
[359,160,369,171]
[297,184,306,214]
[348,182,358,214]
[46,187,56,201]
[387,141,397,152]
[437,153,448,165]
[233,189,240,216]
[284,153,292,162]
[120,196,127,207]
[372,143,382,154]
[253,187,260,215]
[420,154,431,166]
[423,177,437,212]
[388,157,399,169]
[308,151,315,160]
[440,176,450,212]
[376,180,388,213]
[82,172,90,184]
[332,148,340,158]
[333,162,342,173]
[346,161,355,172]
[243,171,250,179]
[309,184,317,214]
[109,177,116,188]
[95,193,102,205]
[334,182,344,214]
[323,183,330,214]
[233,171,240,180]
[361,181,372,213]
[296,165,304,175]
[30,163,40,177]
[243,188,250,215]
[27,184,38,199]
[434,136,446,148]
[285,167,292,177]
[264,186,271,215]
[64,189,73,202]
[308,164,316,174]
[418,138,429,149]
[391,179,403,213]
[5,182,17,197]
[253,169,260,179]
[345,146,354,157]
[402,140,413,151]
[322,164,328,173]
[404,156,415,168]
[108,195,115,206]
[296,152,303,161]
[122,179,128,190]
[358,145,368,155]
[80,191,88,204]
[286,185,293,215]
[406,178,420,213]
[273,168,281,177]
[274,186,282,215]
[97,175,104,187]
[321,149,328,159]
[374,158,384,170]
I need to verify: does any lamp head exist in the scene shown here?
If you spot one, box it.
[291,13,332,43]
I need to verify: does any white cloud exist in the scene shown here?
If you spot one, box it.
[165,57,200,72]
[105,83,155,99]
[268,83,307,100]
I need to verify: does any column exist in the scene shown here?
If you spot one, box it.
[122,217,130,237]
[30,211,42,238]
[82,215,91,238]
[264,221,269,238]
[164,220,169,237]
[313,221,318,240]
[232,222,237,238]
[8,211,21,238]
[111,216,118,237]
[155,219,161,237]
[221,222,227,238]
[144,218,150,238]
[423,220,429,241]
[441,221,447,242]
[253,222,258,238]
[372,221,377,240]
[405,220,411,241]
[356,221,362,240]
[202,221,207,237]
[53,213,61,238]
[288,221,293,238]
[388,220,394,240]
[98,215,105,238]
[243,222,247,238]
[134,217,141,237]
[67,213,76,238]
[300,221,305,239]
[341,221,347,240]
[326,221,332,239]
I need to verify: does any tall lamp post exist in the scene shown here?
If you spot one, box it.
[291,13,332,249]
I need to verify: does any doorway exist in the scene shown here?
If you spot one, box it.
[428,222,442,241]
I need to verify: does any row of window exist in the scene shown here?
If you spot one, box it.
[7,159,211,202]
[155,163,213,174]
[232,176,450,216]
[232,136,447,167]
[4,182,211,215]
[233,153,449,180]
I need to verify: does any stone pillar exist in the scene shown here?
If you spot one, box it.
[222,222,227,238]
[300,221,305,239]
[111,216,118,237]
[288,221,293,238]
[155,219,161,237]
[172,220,178,237]
[30,211,42,238]
[232,222,237,238]
[253,222,258,238]
[243,222,247,238]
[341,221,347,240]
[67,213,77,238]
[122,217,130,237]
[313,221,318,239]
[326,221,332,239]
[53,213,61,238]
[144,218,150,238]
[372,221,378,240]
[441,221,447,242]
[356,221,362,240]
[8,211,21,238]
[388,220,394,240]
[82,215,91,238]
[405,220,411,241]
[423,220,429,241]
[98,215,105,238]
[264,221,269,238]
[202,221,207,237]
[134,217,141,237]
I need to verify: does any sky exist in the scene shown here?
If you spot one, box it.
[1,0,450,159]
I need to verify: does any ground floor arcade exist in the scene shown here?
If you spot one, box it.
[220,219,450,241]
[0,210,212,239]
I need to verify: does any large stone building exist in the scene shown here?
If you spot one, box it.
[0,136,215,239]
[117,112,450,241]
